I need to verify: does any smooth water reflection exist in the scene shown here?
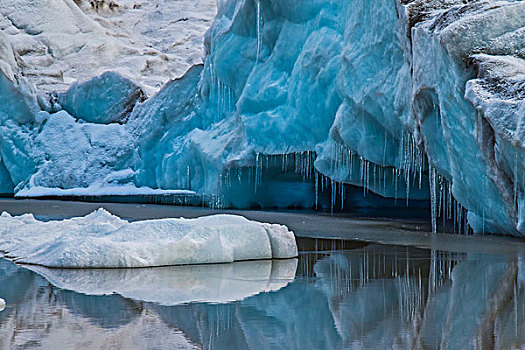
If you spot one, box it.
[0,244,524,349]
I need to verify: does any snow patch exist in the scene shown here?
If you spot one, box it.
[0,0,217,94]
[15,184,195,198]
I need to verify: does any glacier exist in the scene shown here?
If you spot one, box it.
[0,0,524,235]
[0,209,298,268]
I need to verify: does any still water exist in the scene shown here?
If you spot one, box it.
[0,241,524,349]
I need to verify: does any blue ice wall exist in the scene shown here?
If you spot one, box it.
[0,0,524,235]
[193,0,525,234]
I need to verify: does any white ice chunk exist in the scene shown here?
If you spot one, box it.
[0,209,298,268]
[263,223,301,259]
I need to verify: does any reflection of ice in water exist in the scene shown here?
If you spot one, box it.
[307,247,525,350]
[2,246,524,349]
[27,259,298,305]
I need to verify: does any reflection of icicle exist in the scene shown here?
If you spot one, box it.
[315,172,319,210]
[429,249,436,293]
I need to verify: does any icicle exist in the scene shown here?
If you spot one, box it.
[429,162,438,234]
[406,172,410,206]
[330,180,335,215]
[254,153,261,193]
[217,76,221,114]
[394,168,399,203]
[349,150,354,178]
[366,160,370,195]
[255,0,262,63]
[373,163,377,191]
[383,165,387,194]
[360,158,364,188]
[340,182,344,210]
[187,165,191,190]
[383,131,387,167]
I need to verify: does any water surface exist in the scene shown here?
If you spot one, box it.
[1,241,524,349]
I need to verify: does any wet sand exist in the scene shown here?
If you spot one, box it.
[1,198,524,255]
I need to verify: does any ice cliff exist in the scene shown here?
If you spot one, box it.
[0,0,524,235]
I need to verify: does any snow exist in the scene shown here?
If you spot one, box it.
[14,184,195,198]
[0,209,298,268]
[0,0,217,95]
[26,258,297,305]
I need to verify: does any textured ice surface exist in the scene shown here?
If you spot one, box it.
[0,209,298,268]
[27,259,297,305]
[0,0,217,94]
[58,71,145,124]
[0,0,524,235]
[1,110,137,193]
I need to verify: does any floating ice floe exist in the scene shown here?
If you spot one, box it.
[0,209,298,268]
[0,298,4,311]
[26,259,297,305]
